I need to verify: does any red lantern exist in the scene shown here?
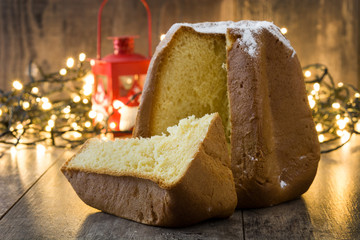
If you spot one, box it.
[90,0,152,132]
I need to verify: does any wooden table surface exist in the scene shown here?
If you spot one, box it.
[1,136,360,239]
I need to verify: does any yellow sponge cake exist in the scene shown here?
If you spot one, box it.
[62,113,237,227]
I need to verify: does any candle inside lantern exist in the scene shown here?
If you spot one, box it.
[118,104,139,131]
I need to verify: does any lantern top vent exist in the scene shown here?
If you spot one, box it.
[102,36,147,63]
[109,36,138,55]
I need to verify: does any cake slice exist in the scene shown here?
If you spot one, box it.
[61,113,237,227]
[133,21,320,208]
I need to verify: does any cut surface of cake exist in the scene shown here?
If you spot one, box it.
[62,113,237,227]
[133,21,320,208]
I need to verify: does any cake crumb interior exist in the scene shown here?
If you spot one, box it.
[67,114,214,187]
[150,29,231,142]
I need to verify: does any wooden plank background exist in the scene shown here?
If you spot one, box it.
[0,0,359,90]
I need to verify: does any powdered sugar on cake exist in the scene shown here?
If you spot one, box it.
[237,28,258,56]
[169,21,296,58]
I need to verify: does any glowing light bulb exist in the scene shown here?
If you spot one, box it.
[316,123,323,132]
[355,93,360,98]
[48,119,55,128]
[304,70,311,78]
[82,74,94,96]
[82,99,89,104]
[42,102,52,110]
[280,27,288,35]
[341,130,351,144]
[31,87,39,94]
[113,100,124,109]
[16,124,24,135]
[45,125,52,132]
[336,114,341,120]
[318,134,325,143]
[59,68,67,76]
[83,87,92,96]
[79,53,86,62]
[13,80,23,90]
[337,82,344,87]
[72,132,82,138]
[71,122,78,128]
[355,121,360,132]
[84,74,94,85]
[309,100,316,109]
[0,109,2,116]
[332,102,340,109]
[23,101,30,109]
[41,97,49,103]
[96,113,104,122]
[109,122,117,129]
[160,34,166,41]
[73,95,81,103]
[66,57,75,68]
[63,106,71,114]
[90,59,95,66]
[336,130,343,136]
[85,121,91,128]
[307,95,316,109]
[313,83,320,92]
[337,119,346,130]
[89,110,97,119]
[36,98,41,102]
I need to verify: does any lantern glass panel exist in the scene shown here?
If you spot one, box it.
[119,75,135,91]
[118,74,145,98]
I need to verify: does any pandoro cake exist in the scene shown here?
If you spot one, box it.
[133,21,320,208]
[62,113,237,227]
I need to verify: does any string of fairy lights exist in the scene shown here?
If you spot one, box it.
[303,64,360,153]
[0,53,107,157]
[1,29,359,155]
[281,26,360,153]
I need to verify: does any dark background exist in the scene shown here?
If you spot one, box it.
[0,0,359,90]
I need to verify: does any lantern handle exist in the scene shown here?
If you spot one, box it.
[97,0,152,60]
[140,0,152,58]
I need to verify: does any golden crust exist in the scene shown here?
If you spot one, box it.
[226,28,320,207]
[61,114,237,227]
